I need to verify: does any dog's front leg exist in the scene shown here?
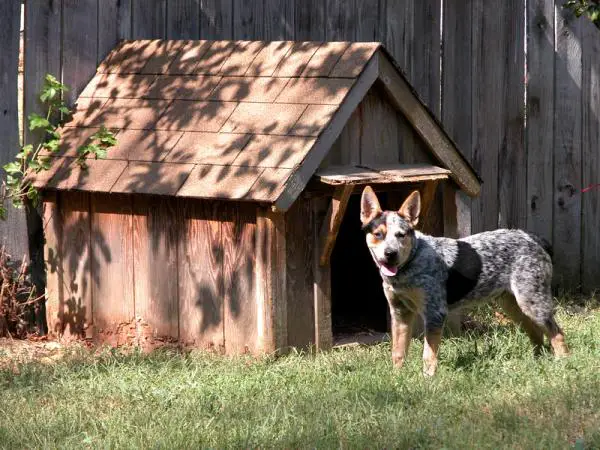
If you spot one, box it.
[389,307,416,369]
[423,328,442,376]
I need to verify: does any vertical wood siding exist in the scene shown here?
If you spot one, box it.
[7,0,599,292]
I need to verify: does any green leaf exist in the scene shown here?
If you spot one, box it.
[40,157,53,171]
[58,105,71,115]
[94,148,108,159]
[44,139,60,153]
[40,87,57,103]
[29,160,41,170]
[0,206,7,221]
[3,162,22,175]
[28,113,51,131]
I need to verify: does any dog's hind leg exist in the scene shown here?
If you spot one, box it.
[497,293,545,353]
[510,268,570,357]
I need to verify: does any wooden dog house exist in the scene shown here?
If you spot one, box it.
[36,40,481,353]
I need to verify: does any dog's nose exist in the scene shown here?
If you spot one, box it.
[384,249,398,259]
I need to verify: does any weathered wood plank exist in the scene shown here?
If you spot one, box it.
[355,0,381,41]
[294,0,325,40]
[553,6,582,290]
[580,19,599,292]
[98,0,133,63]
[442,0,473,237]
[264,0,294,40]
[498,0,526,230]
[378,53,481,198]
[178,199,224,349]
[256,208,287,353]
[0,0,27,258]
[91,194,134,343]
[132,196,179,343]
[43,193,62,336]
[62,0,98,105]
[526,0,554,244]
[359,91,401,165]
[60,192,92,339]
[316,164,450,185]
[223,203,258,354]
[442,182,459,239]
[410,0,441,116]
[233,0,263,39]
[285,198,315,349]
[319,185,354,266]
[200,0,233,39]
[383,0,412,68]
[470,0,506,231]
[167,0,200,39]
[312,197,332,350]
[337,107,361,165]
[326,0,356,41]
[132,0,166,38]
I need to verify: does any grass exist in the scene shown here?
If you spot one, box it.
[1,297,599,449]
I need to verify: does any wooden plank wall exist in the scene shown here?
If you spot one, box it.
[0,1,28,259]
[17,0,600,294]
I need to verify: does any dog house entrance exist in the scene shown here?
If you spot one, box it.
[330,193,390,344]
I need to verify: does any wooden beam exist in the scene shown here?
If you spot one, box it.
[442,182,460,239]
[256,208,287,354]
[274,54,380,211]
[418,180,440,234]
[319,184,354,267]
[377,52,481,198]
[313,197,332,351]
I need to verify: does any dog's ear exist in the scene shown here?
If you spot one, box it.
[360,186,381,225]
[398,190,421,227]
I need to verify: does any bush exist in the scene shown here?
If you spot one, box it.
[0,246,42,338]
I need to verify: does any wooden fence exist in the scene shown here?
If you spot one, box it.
[0,0,598,292]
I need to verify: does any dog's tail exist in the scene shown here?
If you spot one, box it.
[529,233,553,261]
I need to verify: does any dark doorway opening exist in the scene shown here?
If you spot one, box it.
[330,192,390,340]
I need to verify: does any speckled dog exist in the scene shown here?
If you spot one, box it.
[360,186,569,376]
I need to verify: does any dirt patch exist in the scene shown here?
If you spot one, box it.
[0,337,68,370]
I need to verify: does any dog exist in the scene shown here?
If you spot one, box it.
[360,186,569,376]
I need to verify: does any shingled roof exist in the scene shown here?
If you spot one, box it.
[35,39,480,210]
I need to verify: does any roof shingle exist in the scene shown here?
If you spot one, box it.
[37,39,382,203]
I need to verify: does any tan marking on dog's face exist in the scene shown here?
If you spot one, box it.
[366,223,387,246]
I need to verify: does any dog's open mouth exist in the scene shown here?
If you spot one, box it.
[379,262,398,277]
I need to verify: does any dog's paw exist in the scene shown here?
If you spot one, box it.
[392,353,406,369]
[422,361,438,377]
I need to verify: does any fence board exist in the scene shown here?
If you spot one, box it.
[63,0,98,105]
[0,0,27,258]
[526,0,555,245]
[356,0,381,41]
[99,0,132,63]
[264,0,294,40]
[553,6,582,290]
[200,0,233,39]
[167,0,200,39]
[498,0,526,229]
[132,0,166,38]
[295,0,325,40]
[581,21,600,292]
[326,0,356,41]
[471,0,507,233]
[233,0,263,39]
[442,0,473,237]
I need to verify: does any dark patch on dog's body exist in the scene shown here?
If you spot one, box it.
[445,241,482,305]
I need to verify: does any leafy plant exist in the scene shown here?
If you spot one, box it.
[0,74,117,220]
[564,0,600,27]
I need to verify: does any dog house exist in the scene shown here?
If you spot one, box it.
[36,40,481,353]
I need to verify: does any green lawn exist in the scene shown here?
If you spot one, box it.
[1,297,599,449]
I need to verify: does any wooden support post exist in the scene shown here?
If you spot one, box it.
[418,180,439,234]
[443,181,459,239]
[256,208,287,354]
[319,184,354,266]
[313,197,332,351]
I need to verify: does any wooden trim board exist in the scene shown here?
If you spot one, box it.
[319,184,354,266]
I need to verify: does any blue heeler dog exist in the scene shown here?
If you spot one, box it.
[360,186,569,376]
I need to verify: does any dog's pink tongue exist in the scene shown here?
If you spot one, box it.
[380,264,398,277]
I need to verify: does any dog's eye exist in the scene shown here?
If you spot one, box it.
[395,231,406,238]
[373,231,384,240]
